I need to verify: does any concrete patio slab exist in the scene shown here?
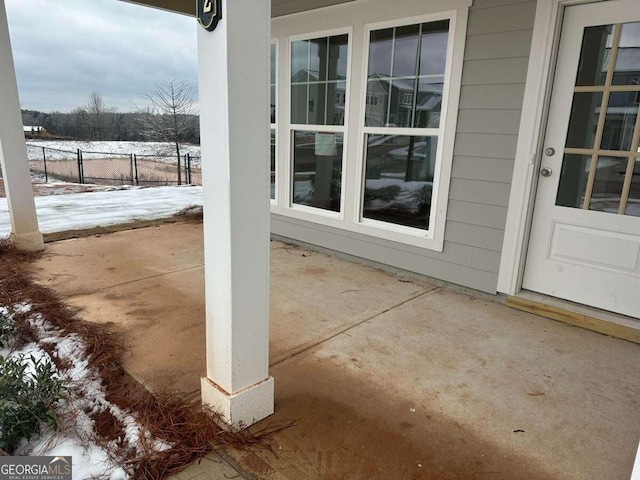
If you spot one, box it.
[31,222,640,480]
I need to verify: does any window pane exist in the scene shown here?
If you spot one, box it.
[626,158,640,216]
[365,79,389,127]
[293,131,343,212]
[362,135,436,230]
[270,86,276,123]
[270,44,276,84]
[270,129,276,200]
[308,83,327,125]
[601,91,639,151]
[613,22,640,86]
[389,79,415,128]
[392,24,420,77]
[368,28,394,77]
[309,38,327,81]
[419,20,449,76]
[556,154,590,208]
[565,92,603,149]
[575,25,612,87]
[326,81,346,126]
[328,34,349,81]
[414,79,443,128]
[291,84,308,124]
[291,40,309,82]
[590,156,627,213]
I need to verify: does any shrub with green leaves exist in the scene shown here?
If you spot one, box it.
[0,354,66,453]
[0,309,18,349]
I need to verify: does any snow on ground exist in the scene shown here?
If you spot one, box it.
[0,185,203,237]
[26,140,201,158]
[1,303,170,479]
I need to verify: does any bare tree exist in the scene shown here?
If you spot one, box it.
[138,80,198,184]
[86,91,106,139]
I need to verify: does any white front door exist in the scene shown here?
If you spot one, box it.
[523,0,640,318]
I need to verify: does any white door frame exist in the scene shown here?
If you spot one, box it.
[497,0,606,296]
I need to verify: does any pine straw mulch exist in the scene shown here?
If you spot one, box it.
[0,239,290,479]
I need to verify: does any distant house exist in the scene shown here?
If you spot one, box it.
[23,125,45,135]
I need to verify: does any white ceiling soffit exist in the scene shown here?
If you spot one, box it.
[118,0,357,17]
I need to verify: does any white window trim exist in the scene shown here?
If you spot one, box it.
[497,0,606,295]
[286,26,353,219]
[270,0,470,252]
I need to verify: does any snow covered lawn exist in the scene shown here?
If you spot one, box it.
[0,186,203,238]
[1,304,169,479]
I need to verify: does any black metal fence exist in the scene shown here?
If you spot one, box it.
[26,144,202,187]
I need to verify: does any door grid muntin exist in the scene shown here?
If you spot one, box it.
[557,21,640,216]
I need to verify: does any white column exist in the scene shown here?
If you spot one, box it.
[198,0,274,427]
[0,0,43,251]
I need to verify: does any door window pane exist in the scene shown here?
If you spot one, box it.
[625,158,640,216]
[362,135,436,230]
[575,25,612,86]
[613,22,640,85]
[556,154,591,208]
[292,131,343,211]
[601,91,639,151]
[589,156,627,213]
[565,92,602,149]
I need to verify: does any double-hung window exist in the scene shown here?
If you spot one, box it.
[361,20,450,232]
[290,33,349,213]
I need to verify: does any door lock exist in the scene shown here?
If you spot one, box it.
[544,147,556,156]
[540,167,553,177]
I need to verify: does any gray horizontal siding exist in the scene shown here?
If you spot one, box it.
[467,2,537,35]
[451,156,515,183]
[449,178,512,207]
[464,30,534,60]
[271,215,499,293]
[272,0,355,17]
[457,110,522,135]
[444,0,536,291]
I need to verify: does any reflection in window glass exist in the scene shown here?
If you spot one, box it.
[362,135,436,230]
[613,22,640,86]
[366,20,449,129]
[575,25,612,87]
[270,45,276,200]
[625,158,640,217]
[589,156,627,213]
[292,131,343,211]
[270,44,276,123]
[291,35,349,126]
[565,92,602,149]
[601,91,639,151]
[270,129,276,200]
[556,154,591,208]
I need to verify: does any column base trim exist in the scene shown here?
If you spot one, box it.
[10,231,44,251]
[201,376,274,428]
